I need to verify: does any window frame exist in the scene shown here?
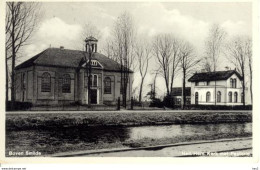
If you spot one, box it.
[62,74,71,93]
[228,92,232,103]
[230,78,233,88]
[104,77,112,94]
[234,92,238,103]
[217,91,221,103]
[41,72,51,92]
[206,91,211,103]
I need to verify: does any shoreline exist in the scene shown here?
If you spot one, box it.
[6,111,252,130]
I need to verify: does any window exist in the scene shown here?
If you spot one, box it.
[41,72,51,92]
[195,82,199,86]
[228,92,232,102]
[230,78,233,88]
[104,77,111,94]
[206,92,210,103]
[217,91,221,103]
[62,74,71,93]
[93,75,97,87]
[241,92,244,103]
[234,92,238,103]
[206,81,210,86]
[233,79,237,88]
[90,60,98,66]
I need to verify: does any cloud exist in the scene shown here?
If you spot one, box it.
[22,17,83,60]
[221,20,251,37]
[133,3,210,53]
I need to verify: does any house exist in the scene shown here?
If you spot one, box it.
[170,87,191,105]
[188,70,246,105]
[14,38,133,106]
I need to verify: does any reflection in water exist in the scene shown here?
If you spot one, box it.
[129,123,252,140]
[6,123,252,152]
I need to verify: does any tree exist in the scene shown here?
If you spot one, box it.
[112,12,136,107]
[134,41,152,102]
[203,24,226,105]
[152,34,181,96]
[77,22,101,50]
[247,39,253,104]
[179,41,200,109]
[5,2,42,106]
[225,36,252,106]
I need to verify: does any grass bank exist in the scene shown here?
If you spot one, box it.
[6,111,251,130]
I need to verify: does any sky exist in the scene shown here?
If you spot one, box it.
[19,2,252,99]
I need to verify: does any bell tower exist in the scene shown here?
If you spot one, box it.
[85,36,98,53]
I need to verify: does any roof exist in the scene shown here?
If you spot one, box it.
[188,70,242,82]
[171,87,191,96]
[15,48,132,72]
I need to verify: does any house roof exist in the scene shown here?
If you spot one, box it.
[188,70,242,82]
[171,87,191,96]
[15,48,132,72]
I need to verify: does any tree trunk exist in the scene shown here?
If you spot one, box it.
[138,77,144,103]
[214,80,216,105]
[249,65,253,104]
[242,74,245,107]
[6,51,9,106]
[11,8,16,106]
[181,70,186,110]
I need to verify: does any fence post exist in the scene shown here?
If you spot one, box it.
[131,97,133,110]
[117,97,120,110]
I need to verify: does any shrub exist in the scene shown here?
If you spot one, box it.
[149,98,164,108]
[6,101,32,111]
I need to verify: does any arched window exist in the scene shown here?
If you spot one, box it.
[62,74,71,93]
[104,77,111,94]
[234,92,238,103]
[195,92,199,105]
[41,72,51,92]
[228,92,232,102]
[217,91,221,103]
[206,92,211,103]
[233,79,237,88]
[230,78,233,88]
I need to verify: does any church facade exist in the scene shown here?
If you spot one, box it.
[14,45,133,106]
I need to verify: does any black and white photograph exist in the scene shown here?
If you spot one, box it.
[2,1,258,160]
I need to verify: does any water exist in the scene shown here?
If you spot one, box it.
[6,122,252,155]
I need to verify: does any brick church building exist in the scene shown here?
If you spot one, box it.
[14,38,133,106]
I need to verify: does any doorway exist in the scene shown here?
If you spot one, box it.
[90,89,97,104]
[195,92,198,105]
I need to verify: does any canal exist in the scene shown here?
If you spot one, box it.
[6,122,252,156]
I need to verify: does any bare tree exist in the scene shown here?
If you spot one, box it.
[76,22,101,50]
[204,24,226,105]
[247,39,253,104]
[5,2,42,106]
[112,11,136,107]
[179,41,201,109]
[134,41,152,102]
[152,34,181,96]
[225,36,252,106]
[102,38,120,62]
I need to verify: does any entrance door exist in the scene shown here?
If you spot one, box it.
[90,89,97,104]
[195,92,198,105]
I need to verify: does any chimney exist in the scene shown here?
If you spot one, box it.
[201,69,206,73]
[60,46,64,50]
[225,66,230,71]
